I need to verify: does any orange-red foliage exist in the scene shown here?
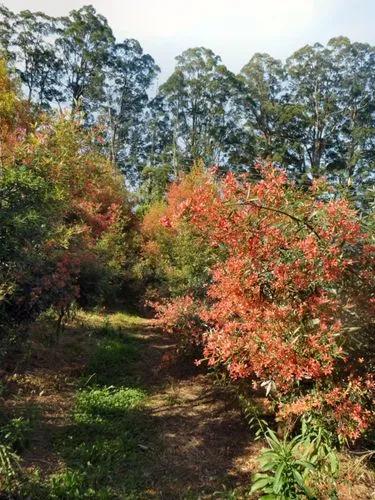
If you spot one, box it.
[148,164,374,440]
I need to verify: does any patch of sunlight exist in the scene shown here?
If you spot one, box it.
[76,309,149,331]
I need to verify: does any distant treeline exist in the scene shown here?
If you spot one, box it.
[1,4,374,204]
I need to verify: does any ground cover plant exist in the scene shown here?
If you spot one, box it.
[0,313,160,498]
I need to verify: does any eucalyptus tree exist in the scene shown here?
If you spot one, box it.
[137,94,175,202]
[0,6,61,106]
[237,53,285,165]
[326,37,375,200]
[55,5,115,112]
[157,47,242,171]
[284,38,375,202]
[101,39,159,179]
[0,5,15,59]
[284,42,342,179]
[12,10,61,107]
[145,94,175,169]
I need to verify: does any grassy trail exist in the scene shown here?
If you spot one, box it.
[4,312,258,498]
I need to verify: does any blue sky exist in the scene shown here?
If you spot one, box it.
[5,0,375,83]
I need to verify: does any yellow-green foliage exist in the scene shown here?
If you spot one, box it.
[138,167,220,298]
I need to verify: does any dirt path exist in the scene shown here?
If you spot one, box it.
[4,313,260,499]
[130,323,259,498]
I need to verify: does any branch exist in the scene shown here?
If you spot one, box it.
[238,194,321,239]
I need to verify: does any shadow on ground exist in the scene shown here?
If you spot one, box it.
[5,313,258,499]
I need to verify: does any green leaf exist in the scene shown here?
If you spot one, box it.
[252,472,269,481]
[292,469,305,488]
[296,460,315,470]
[328,452,339,474]
[260,462,277,472]
[260,451,279,461]
[293,470,315,498]
[250,477,272,493]
[273,463,285,493]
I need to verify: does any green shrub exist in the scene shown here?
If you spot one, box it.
[0,443,20,488]
[251,429,316,499]
[251,420,340,499]
[300,414,339,476]
[0,416,33,452]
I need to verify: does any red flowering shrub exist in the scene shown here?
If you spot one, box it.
[146,164,374,440]
[151,295,204,350]
[278,374,375,441]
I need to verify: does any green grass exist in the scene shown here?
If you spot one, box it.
[16,313,157,499]
[85,337,141,387]
[73,386,146,424]
[54,384,150,498]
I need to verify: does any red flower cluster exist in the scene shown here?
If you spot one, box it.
[149,164,374,440]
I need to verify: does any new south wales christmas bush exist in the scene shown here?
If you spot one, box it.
[143,164,374,442]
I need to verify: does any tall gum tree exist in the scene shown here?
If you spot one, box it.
[100,38,159,180]
[55,5,115,112]
[156,47,242,172]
